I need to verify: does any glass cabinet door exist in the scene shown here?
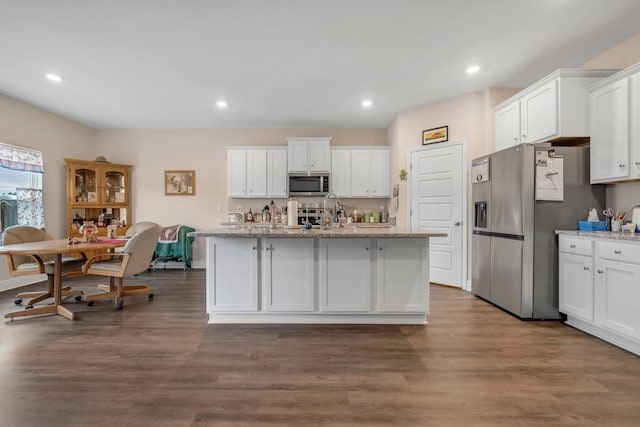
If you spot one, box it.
[74,168,98,203]
[103,169,127,204]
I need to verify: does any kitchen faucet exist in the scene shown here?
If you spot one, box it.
[323,191,340,228]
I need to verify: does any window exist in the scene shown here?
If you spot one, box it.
[0,143,44,232]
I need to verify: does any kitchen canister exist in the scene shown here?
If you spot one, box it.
[287,197,298,227]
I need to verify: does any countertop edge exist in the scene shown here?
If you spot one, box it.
[189,227,446,238]
[555,230,640,241]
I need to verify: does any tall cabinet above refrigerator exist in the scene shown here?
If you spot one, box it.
[471,144,605,319]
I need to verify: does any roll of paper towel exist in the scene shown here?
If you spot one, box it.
[287,198,298,227]
[632,208,640,229]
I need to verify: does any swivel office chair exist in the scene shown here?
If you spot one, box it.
[3,225,86,307]
[83,223,161,310]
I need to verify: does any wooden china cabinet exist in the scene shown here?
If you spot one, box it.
[64,158,132,239]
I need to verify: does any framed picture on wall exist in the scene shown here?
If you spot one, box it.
[422,126,448,145]
[165,170,195,195]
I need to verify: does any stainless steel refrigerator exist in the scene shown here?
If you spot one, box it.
[471,143,605,319]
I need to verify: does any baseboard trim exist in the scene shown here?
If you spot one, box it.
[0,274,47,293]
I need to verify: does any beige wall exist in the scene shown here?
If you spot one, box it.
[0,93,95,285]
[387,88,519,284]
[581,32,640,217]
[94,128,388,263]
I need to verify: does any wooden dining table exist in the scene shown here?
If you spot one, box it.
[1,238,127,321]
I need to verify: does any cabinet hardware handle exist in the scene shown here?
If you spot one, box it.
[619,164,626,168]
[597,269,604,274]
[252,246,256,250]
[636,161,640,166]
[311,164,315,167]
[454,221,461,226]
[513,137,518,141]
[365,247,369,251]
[614,250,621,254]
[522,135,526,139]
[583,266,590,270]
[379,247,383,251]
[570,244,576,248]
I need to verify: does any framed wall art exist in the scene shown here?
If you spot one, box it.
[422,126,448,145]
[165,170,195,195]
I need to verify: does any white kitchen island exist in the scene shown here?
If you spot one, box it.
[189,226,446,325]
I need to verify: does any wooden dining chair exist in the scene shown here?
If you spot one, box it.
[2,225,86,307]
[83,223,161,310]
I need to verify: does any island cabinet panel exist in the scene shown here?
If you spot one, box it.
[318,238,371,312]
[262,238,315,312]
[376,238,429,312]
[206,237,259,312]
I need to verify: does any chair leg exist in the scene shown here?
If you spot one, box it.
[18,272,84,306]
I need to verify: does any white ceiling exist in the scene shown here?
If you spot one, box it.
[1,0,639,129]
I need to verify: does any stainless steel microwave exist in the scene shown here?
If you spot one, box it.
[288,173,330,197]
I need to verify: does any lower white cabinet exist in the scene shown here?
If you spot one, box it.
[558,237,594,321]
[318,238,371,312]
[595,247,640,340]
[376,238,429,312]
[262,238,315,312]
[206,237,259,312]
[558,234,640,355]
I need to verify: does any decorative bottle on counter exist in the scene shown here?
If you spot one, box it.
[246,208,253,222]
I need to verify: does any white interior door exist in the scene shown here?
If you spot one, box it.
[409,141,465,288]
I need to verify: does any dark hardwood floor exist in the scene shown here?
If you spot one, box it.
[1,270,639,426]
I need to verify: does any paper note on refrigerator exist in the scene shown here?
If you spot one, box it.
[536,157,564,201]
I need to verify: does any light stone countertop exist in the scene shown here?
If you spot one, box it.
[189,225,446,239]
[555,230,640,241]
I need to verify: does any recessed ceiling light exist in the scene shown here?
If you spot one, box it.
[466,65,481,74]
[45,73,63,83]
[361,99,373,108]
[216,100,228,109]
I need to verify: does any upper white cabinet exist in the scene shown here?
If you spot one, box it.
[226,147,287,198]
[287,137,331,173]
[330,148,351,197]
[494,101,521,152]
[494,69,617,152]
[589,63,640,183]
[331,147,391,198]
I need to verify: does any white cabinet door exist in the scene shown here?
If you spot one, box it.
[350,150,371,197]
[559,252,594,321]
[590,79,630,183]
[267,148,288,198]
[287,138,331,173]
[207,238,258,312]
[370,149,390,197]
[631,73,640,179]
[262,238,315,312]
[376,238,429,312]
[318,238,371,312]
[595,258,640,339]
[288,140,309,173]
[520,80,558,143]
[226,149,247,197]
[309,139,331,172]
[246,150,267,197]
[494,101,520,151]
[331,149,350,197]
